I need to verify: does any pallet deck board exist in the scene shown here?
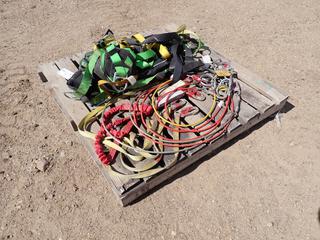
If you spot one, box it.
[238,80,274,114]
[39,59,129,196]
[38,46,288,206]
[211,49,287,105]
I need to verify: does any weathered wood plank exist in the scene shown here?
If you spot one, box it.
[38,62,87,125]
[70,53,84,67]
[237,100,260,125]
[38,60,130,196]
[227,118,241,134]
[211,49,288,104]
[55,57,78,72]
[187,93,214,116]
[238,79,274,113]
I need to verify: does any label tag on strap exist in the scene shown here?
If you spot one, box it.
[127,75,137,86]
[157,80,185,108]
[57,68,74,80]
[201,55,212,64]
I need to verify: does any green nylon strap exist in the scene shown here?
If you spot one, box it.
[124,48,136,59]
[80,51,93,69]
[129,68,168,89]
[76,68,91,96]
[128,75,156,89]
[135,49,156,69]
[80,58,88,69]
[107,46,137,78]
[106,44,116,53]
[76,50,101,96]
[88,50,101,74]
[124,57,133,68]
[136,60,154,69]
[99,49,106,73]
[78,43,160,98]
[114,66,129,77]
[110,53,122,65]
[99,49,106,94]
[137,49,156,60]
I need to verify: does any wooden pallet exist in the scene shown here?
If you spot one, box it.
[38,46,288,206]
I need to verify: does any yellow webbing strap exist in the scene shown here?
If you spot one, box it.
[102,138,156,162]
[78,94,181,179]
[132,33,145,43]
[79,115,158,161]
[142,118,158,149]
[78,105,106,139]
[119,116,163,172]
[98,79,128,87]
[158,44,171,59]
[78,101,160,162]
[106,113,180,179]
[133,33,171,59]
[122,134,159,160]
[98,79,127,97]
[78,91,138,139]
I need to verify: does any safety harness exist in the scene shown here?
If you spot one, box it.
[67,26,204,105]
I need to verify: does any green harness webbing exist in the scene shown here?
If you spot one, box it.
[76,50,100,96]
[68,26,205,105]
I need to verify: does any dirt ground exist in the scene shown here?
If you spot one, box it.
[1,0,320,239]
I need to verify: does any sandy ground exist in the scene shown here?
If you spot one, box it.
[1,0,320,239]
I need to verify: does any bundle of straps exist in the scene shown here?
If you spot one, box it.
[68,26,241,180]
[67,26,205,105]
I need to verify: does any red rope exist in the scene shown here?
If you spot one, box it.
[95,103,153,165]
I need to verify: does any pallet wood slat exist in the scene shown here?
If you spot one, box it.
[54,58,129,188]
[39,46,288,206]
[71,53,84,66]
[227,118,242,134]
[38,61,126,196]
[211,49,288,105]
[237,80,274,113]
[38,62,87,123]
[237,100,260,125]
[55,57,78,72]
